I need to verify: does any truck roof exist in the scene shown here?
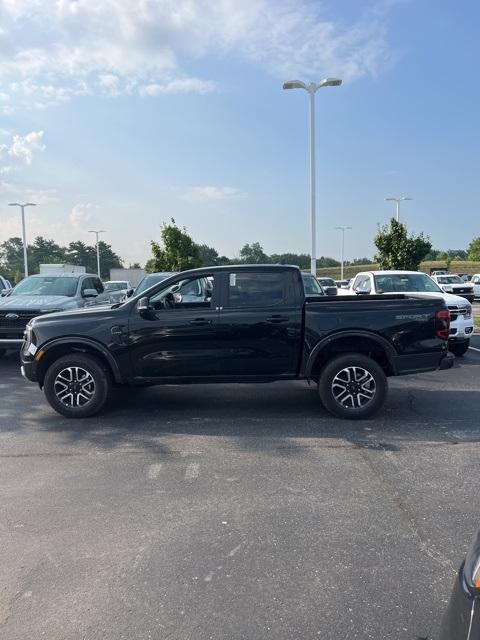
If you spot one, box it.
[25,273,98,279]
[357,270,427,276]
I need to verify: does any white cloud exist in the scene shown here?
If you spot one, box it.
[0,130,46,175]
[70,202,99,229]
[0,0,398,109]
[7,131,45,165]
[182,186,246,203]
[139,77,217,96]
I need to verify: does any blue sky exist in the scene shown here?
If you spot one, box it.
[1,0,479,266]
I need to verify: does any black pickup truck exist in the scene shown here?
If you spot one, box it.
[20,265,454,420]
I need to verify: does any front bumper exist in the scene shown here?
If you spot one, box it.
[0,338,23,349]
[449,315,474,341]
[20,350,39,383]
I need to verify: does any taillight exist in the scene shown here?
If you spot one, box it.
[435,308,450,340]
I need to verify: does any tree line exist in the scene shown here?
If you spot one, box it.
[2,221,480,283]
[0,236,123,282]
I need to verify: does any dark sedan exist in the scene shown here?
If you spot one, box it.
[438,527,480,639]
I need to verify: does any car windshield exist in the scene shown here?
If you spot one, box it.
[12,276,78,297]
[104,282,128,291]
[302,274,324,295]
[135,273,175,295]
[318,278,335,286]
[374,273,443,293]
[437,275,463,284]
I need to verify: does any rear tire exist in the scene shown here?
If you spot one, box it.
[43,353,111,418]
[318,352,387,420]
[449,341,469,357]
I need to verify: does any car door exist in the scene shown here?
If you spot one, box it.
[127,273,224,379]
[215,269,302,377]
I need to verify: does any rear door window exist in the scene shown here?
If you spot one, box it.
[227,272,287,308]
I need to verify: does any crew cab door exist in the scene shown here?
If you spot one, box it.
[127,273,223,379]
[216,269,302,377]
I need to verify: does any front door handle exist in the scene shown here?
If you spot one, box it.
[189,318,212,326]
[266,315,289,324]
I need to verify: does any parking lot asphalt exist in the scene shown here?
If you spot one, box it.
[1,346,480,640]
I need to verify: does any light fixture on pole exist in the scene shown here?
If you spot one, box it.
[8,202,36,278]
[88,230,106,278]
[385,196,413,223]
[283,78,342,275]
[335,226,352,281]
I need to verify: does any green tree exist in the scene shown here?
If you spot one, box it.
[317,256,341,268]
[30,236,66,271]
[467,237,480,261]
[196,243,219,266]
[96,241,123,279]
[374,218,432,271]
[148,220,202,272]
[65,241,97,272]
[128,262,142,269]
[239,242,270,264]
[270,253,310,269]
[0,237,25,280]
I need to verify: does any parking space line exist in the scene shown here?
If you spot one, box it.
[468,346,480,353]
[185,462,199,480]
[147,463,162,479]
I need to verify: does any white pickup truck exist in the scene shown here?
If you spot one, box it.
[347,271,474,356]
[430,274,474,303]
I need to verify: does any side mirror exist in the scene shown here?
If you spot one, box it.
[125,288,134,298]
[82,288,98,298]
[137,297,152,314]
[1,288,9,296]
[442,286,453,293]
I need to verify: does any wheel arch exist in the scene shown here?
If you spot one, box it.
[305,331,397,379]
[36,337,124,386]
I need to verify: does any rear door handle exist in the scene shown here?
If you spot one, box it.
[189,318,212,326]
[266,315,289,324]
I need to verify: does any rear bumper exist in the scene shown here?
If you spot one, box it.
[439,351,455,369]
[392,350,454,375]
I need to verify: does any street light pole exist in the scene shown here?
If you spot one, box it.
[385,196,413,223]
[283,78,342,275]
[8,202,36,277]
[88,230,106,278]
[335,226,352,280]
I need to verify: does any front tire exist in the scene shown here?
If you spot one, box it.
[318,353,387,420]
[43,353,111,418]
[449,341,469,357]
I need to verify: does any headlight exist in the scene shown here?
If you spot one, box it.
[463,530,480,594]
[464,306,472,319]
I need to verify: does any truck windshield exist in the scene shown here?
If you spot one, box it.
[374,273,443,293]
[104,282,128,291]
[302,274,324,295]
[12,276,78,297]
[135,273,176,295]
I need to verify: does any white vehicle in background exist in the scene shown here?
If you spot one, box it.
[0,275,12,295]
[350,270,474,357]
[430,274,474,303]
[103,280,132,302]
[470,274,480,299]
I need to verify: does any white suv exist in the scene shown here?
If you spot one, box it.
[350,271,474,357]
[470,274,480,299]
